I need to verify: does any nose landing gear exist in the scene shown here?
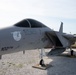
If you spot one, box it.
[32,48,52,70]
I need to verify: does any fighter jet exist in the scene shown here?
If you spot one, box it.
[0,18,76,66]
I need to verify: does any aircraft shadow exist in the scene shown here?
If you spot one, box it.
[46,49,76,75]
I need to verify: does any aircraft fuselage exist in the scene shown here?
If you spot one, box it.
[0,26,52,55]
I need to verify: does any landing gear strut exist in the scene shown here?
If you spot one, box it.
[39,48,46,67]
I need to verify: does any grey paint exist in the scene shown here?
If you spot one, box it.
[0,19,75,56]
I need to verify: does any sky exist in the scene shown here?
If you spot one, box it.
[0,0,76,34]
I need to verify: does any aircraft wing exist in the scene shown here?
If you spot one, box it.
[45,22,76,56]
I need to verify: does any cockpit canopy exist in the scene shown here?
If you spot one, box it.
[14,19,46,28]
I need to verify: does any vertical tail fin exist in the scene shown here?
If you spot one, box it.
[59,22,63,33]
[56,22,69,47]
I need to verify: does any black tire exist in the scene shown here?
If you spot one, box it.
[71,50,74,56]
[39,59,45,67]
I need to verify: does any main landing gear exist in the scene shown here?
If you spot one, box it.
[70,50,74,56]
[67,47,76,58]
[70,47,74,56]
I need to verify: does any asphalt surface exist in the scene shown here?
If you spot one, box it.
[0,49,76,75]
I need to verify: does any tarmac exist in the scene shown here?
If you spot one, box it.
[0,49,76,75]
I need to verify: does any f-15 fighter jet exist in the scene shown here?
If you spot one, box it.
[0,19,76,66]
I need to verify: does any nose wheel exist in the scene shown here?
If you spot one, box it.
[39,59,45,67]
